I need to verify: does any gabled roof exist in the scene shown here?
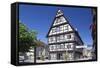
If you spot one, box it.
[46,9,84,44]
[46,9,65,37]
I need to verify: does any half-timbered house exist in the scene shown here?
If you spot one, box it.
[46,9,84,60]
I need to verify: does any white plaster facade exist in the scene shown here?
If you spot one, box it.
[47,10,84,60]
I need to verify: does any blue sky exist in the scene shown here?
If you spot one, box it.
[19,4,93,46]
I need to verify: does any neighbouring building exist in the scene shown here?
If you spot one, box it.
[36,40,49,61]
[46,9,84,61]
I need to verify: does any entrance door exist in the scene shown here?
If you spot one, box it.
[57,53,62,60]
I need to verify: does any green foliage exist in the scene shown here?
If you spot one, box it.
[19,22,37,53]
[64,52,69,60]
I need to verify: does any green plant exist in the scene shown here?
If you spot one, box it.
[19,22,37,53]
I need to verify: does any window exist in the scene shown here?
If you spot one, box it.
[56,17,62,23]
[60,44,65,49]
[65,43,67,48]
[60,35,64,41]
[64,34,71,41]
[64,34,67,41]
[60,25,64,32]
[67,45,71,49]
[53,37,56,42]
[67,34,71,39]
[52,28,56,33]
[55,17,66,25]
[50,37,53,42]
[57,36,60,42]
[50,45,55,51]
[56,27,60,33]
[64,24,68,31]
[49,37,56,43]
[56,45,60,50]
[65,43,72,49]
[55,44,65,50]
